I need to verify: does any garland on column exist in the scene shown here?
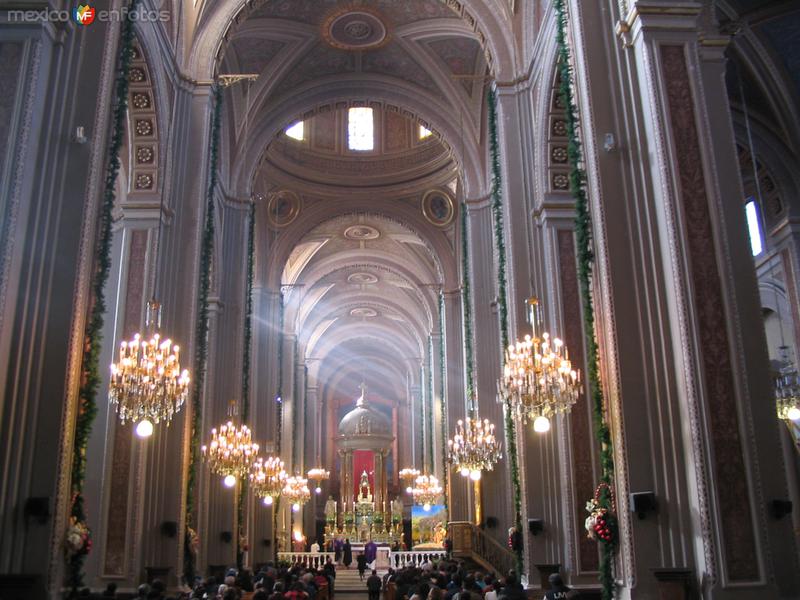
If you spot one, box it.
[291,337,300,471]
[427,336,435,474]
[554,1,616,598]
[237,200,256,570]
[438,293,449,520]
[184,83,223,585]
[487,87,524,574]
[66,1,141,591]
[460,205,476,413]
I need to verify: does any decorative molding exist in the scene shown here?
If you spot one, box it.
[661,43,758,582]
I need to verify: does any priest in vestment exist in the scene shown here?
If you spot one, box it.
[364,539,377,568]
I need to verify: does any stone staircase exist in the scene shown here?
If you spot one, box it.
[333,566,386,592]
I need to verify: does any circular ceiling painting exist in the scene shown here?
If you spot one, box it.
[323,8,389,51]
[267,190,301,228]
[344,225,380,240]
[347,272,379,284]
[350,307,378,318]
[422,189,454,227]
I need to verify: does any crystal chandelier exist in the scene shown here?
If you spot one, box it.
[283,476,311,512]
[250,456,287,505]
[307,467,330,495]
[411,474,442,511]
[399,468,420,494]
[110,301,190,437]
[201,419,259,487]
[775,346,800,422]
[447,417,502,481]
[499,297,581,433]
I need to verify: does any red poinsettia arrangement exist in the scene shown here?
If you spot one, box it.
[584,483,618,546]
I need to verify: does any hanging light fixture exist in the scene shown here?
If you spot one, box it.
[109,191,191,436]
[399,468,420,494]
[307,467,330,495]
[283,475,311,512]
[499,297,581,433]
[447,416,501,481]
[251,455,287,505]
[411,474,442,512]
[201,401,259,486]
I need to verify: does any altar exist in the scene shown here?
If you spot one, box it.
[325,384,403,544]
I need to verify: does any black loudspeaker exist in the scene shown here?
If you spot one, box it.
[160,521,178,538]
[263,538,272,547]
[630,491,657,519]
[23,497,50,525]
[528,519,544,535]
[771,499,793,520]
[485,516,499,529]
[220,531,233,543]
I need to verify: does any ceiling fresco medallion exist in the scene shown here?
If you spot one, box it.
[421,189,455,227]
[344,225,380,240]
[322,7,389,51]
[267,190,301,228]
[350,307,378,318]
[347,272,379,284]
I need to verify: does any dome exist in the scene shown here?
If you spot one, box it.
[337,387,392,437]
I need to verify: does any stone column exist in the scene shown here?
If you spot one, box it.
[565,0,800,595]
[465,198,510,540]
[442,290,468,521]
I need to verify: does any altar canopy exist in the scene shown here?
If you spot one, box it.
[333,384,397,542]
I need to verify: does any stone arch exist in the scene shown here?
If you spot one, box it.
[233,79,485,197]
[186,0,515,82]
[262,203,459,291]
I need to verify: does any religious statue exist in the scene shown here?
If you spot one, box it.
[358,470,373,503]
[391,497,403,523]
[325,495,337,521]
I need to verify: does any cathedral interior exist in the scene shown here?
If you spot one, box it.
[1,0,800,598]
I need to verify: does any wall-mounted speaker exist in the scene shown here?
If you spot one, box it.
[263,539,272,547]
[485,516,499,529]
[220,531,233,543]
[160,521,178,538]
[528,519,544,535]
[771,499,793,520]
[24,497,50,525]
[630,491,657,519]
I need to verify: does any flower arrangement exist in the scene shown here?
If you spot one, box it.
[65,517,92,557]
[584,483,617,546]
[187,527,200,556]
[344,512,355,526]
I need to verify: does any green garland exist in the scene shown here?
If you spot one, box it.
[67,1,141,591]
[427,336,435,474]
[184,83,223,585]
[460,205,476,414]
[237,201,256,570]
[438,293,449,520]
[487,87,523,573]
[553,1,616,598]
